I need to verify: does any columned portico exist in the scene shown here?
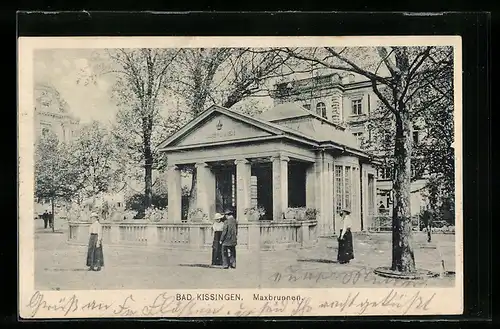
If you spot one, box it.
[271,155,289,221]
[159,104,379,239]
[167,164,182,222]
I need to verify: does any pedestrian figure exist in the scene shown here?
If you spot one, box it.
[86,212,104,271]
[337,208,354,264]
[42,210,49,229]
[211,213,224,266]
[48,211,54,229]
[220,209,237,269]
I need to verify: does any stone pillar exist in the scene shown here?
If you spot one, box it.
[235,158,252,222]
[167,164,182,222]
[146,225,158,246]
[305,162,316,209]
[190,225,202,249]
[195,162,212,218]
[272,155,289,221]
[248,224,260,250]
[110,224,120,244]
[330,87,343,123]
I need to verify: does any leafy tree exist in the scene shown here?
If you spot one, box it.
[68,120,122,204]
[35,132,79,231]
[284,46,454,273]
[78,49,181,209]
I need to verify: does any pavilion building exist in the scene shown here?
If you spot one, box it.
[159,103,379,237]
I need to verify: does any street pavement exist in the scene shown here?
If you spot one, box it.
[34,219,456,290]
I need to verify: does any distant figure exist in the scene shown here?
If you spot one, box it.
[220,209,238,269]
[42,210,49,229]
[337,208,354,264]
[86,212,104,271]
[48,211,54,229]
[211,213,224,266]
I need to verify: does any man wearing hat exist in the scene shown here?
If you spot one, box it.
[220,209,238,269]
[86,212,104,271]
[337,208,354,264]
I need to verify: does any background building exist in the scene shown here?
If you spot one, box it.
[270,71,428,219]
[34,82,80,143]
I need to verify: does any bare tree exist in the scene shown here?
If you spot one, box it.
[284,46,454,273]
[169,48,298,212]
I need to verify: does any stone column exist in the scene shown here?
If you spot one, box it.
[272,155,289,221]
[305,162,316,209]
[235,158,252,222]
[195,162,212,219]
[167,164,182,222]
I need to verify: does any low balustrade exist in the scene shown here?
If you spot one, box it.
[68,220,318,251]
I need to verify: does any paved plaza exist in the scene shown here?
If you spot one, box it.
[34,220,456,290]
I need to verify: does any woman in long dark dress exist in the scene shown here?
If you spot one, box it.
[337,208,354,264]
[211,213,224,266]
[86,212,104,271]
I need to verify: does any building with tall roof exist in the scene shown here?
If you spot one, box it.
[34,82,80,143]
[270,72,429,218]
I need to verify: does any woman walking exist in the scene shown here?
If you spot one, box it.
[211,213,224,266]
[86,212,104,271]
[337,208,354,264]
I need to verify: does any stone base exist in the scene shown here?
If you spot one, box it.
[374,266,439,280]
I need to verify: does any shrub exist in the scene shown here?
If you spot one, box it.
[125,193,167,216]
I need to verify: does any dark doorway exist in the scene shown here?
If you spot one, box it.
[214,165,236,214]
[288,162,307,208]
[252,164,273,220]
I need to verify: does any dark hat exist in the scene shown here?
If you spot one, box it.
[341,208,351,214]
[224,209,234,215]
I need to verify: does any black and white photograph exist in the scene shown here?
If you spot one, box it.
[19,36,463,318]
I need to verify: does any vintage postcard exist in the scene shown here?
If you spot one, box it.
[18,36,463,318]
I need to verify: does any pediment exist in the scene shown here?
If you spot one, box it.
[170,111,275,147]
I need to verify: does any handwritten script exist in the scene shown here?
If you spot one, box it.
[269,265,430,288]
[24,289,436,318]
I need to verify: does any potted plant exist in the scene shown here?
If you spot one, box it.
[244,206,266,221]
[304,208,318,221]
[284,208,297,220]
[188,208,208,222]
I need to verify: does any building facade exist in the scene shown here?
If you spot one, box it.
[271,72,428,219]
[34,82,80,143]
[159,104,379,237]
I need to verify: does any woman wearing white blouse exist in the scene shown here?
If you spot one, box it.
[86,212,104,271]
[337,208,355,264]
[211,213,224,266]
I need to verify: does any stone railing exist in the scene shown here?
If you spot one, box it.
[68,220,318,251]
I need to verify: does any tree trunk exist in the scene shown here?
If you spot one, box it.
[143,117,154,211]
[391,110,416,273]
[51,198,55,233]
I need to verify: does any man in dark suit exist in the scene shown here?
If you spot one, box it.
[220,209,238,269]
[42,210,49,229]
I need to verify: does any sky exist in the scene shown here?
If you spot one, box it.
[33,48,383,125]
[34,49,118,124]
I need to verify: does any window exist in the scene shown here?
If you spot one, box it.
[334,165,353,214]
[412,131,420,145]
[353,132,364,147]
[316,102,327,119]
[351,99,363,115]
[379,166,392,180]
[303,104,311,111]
